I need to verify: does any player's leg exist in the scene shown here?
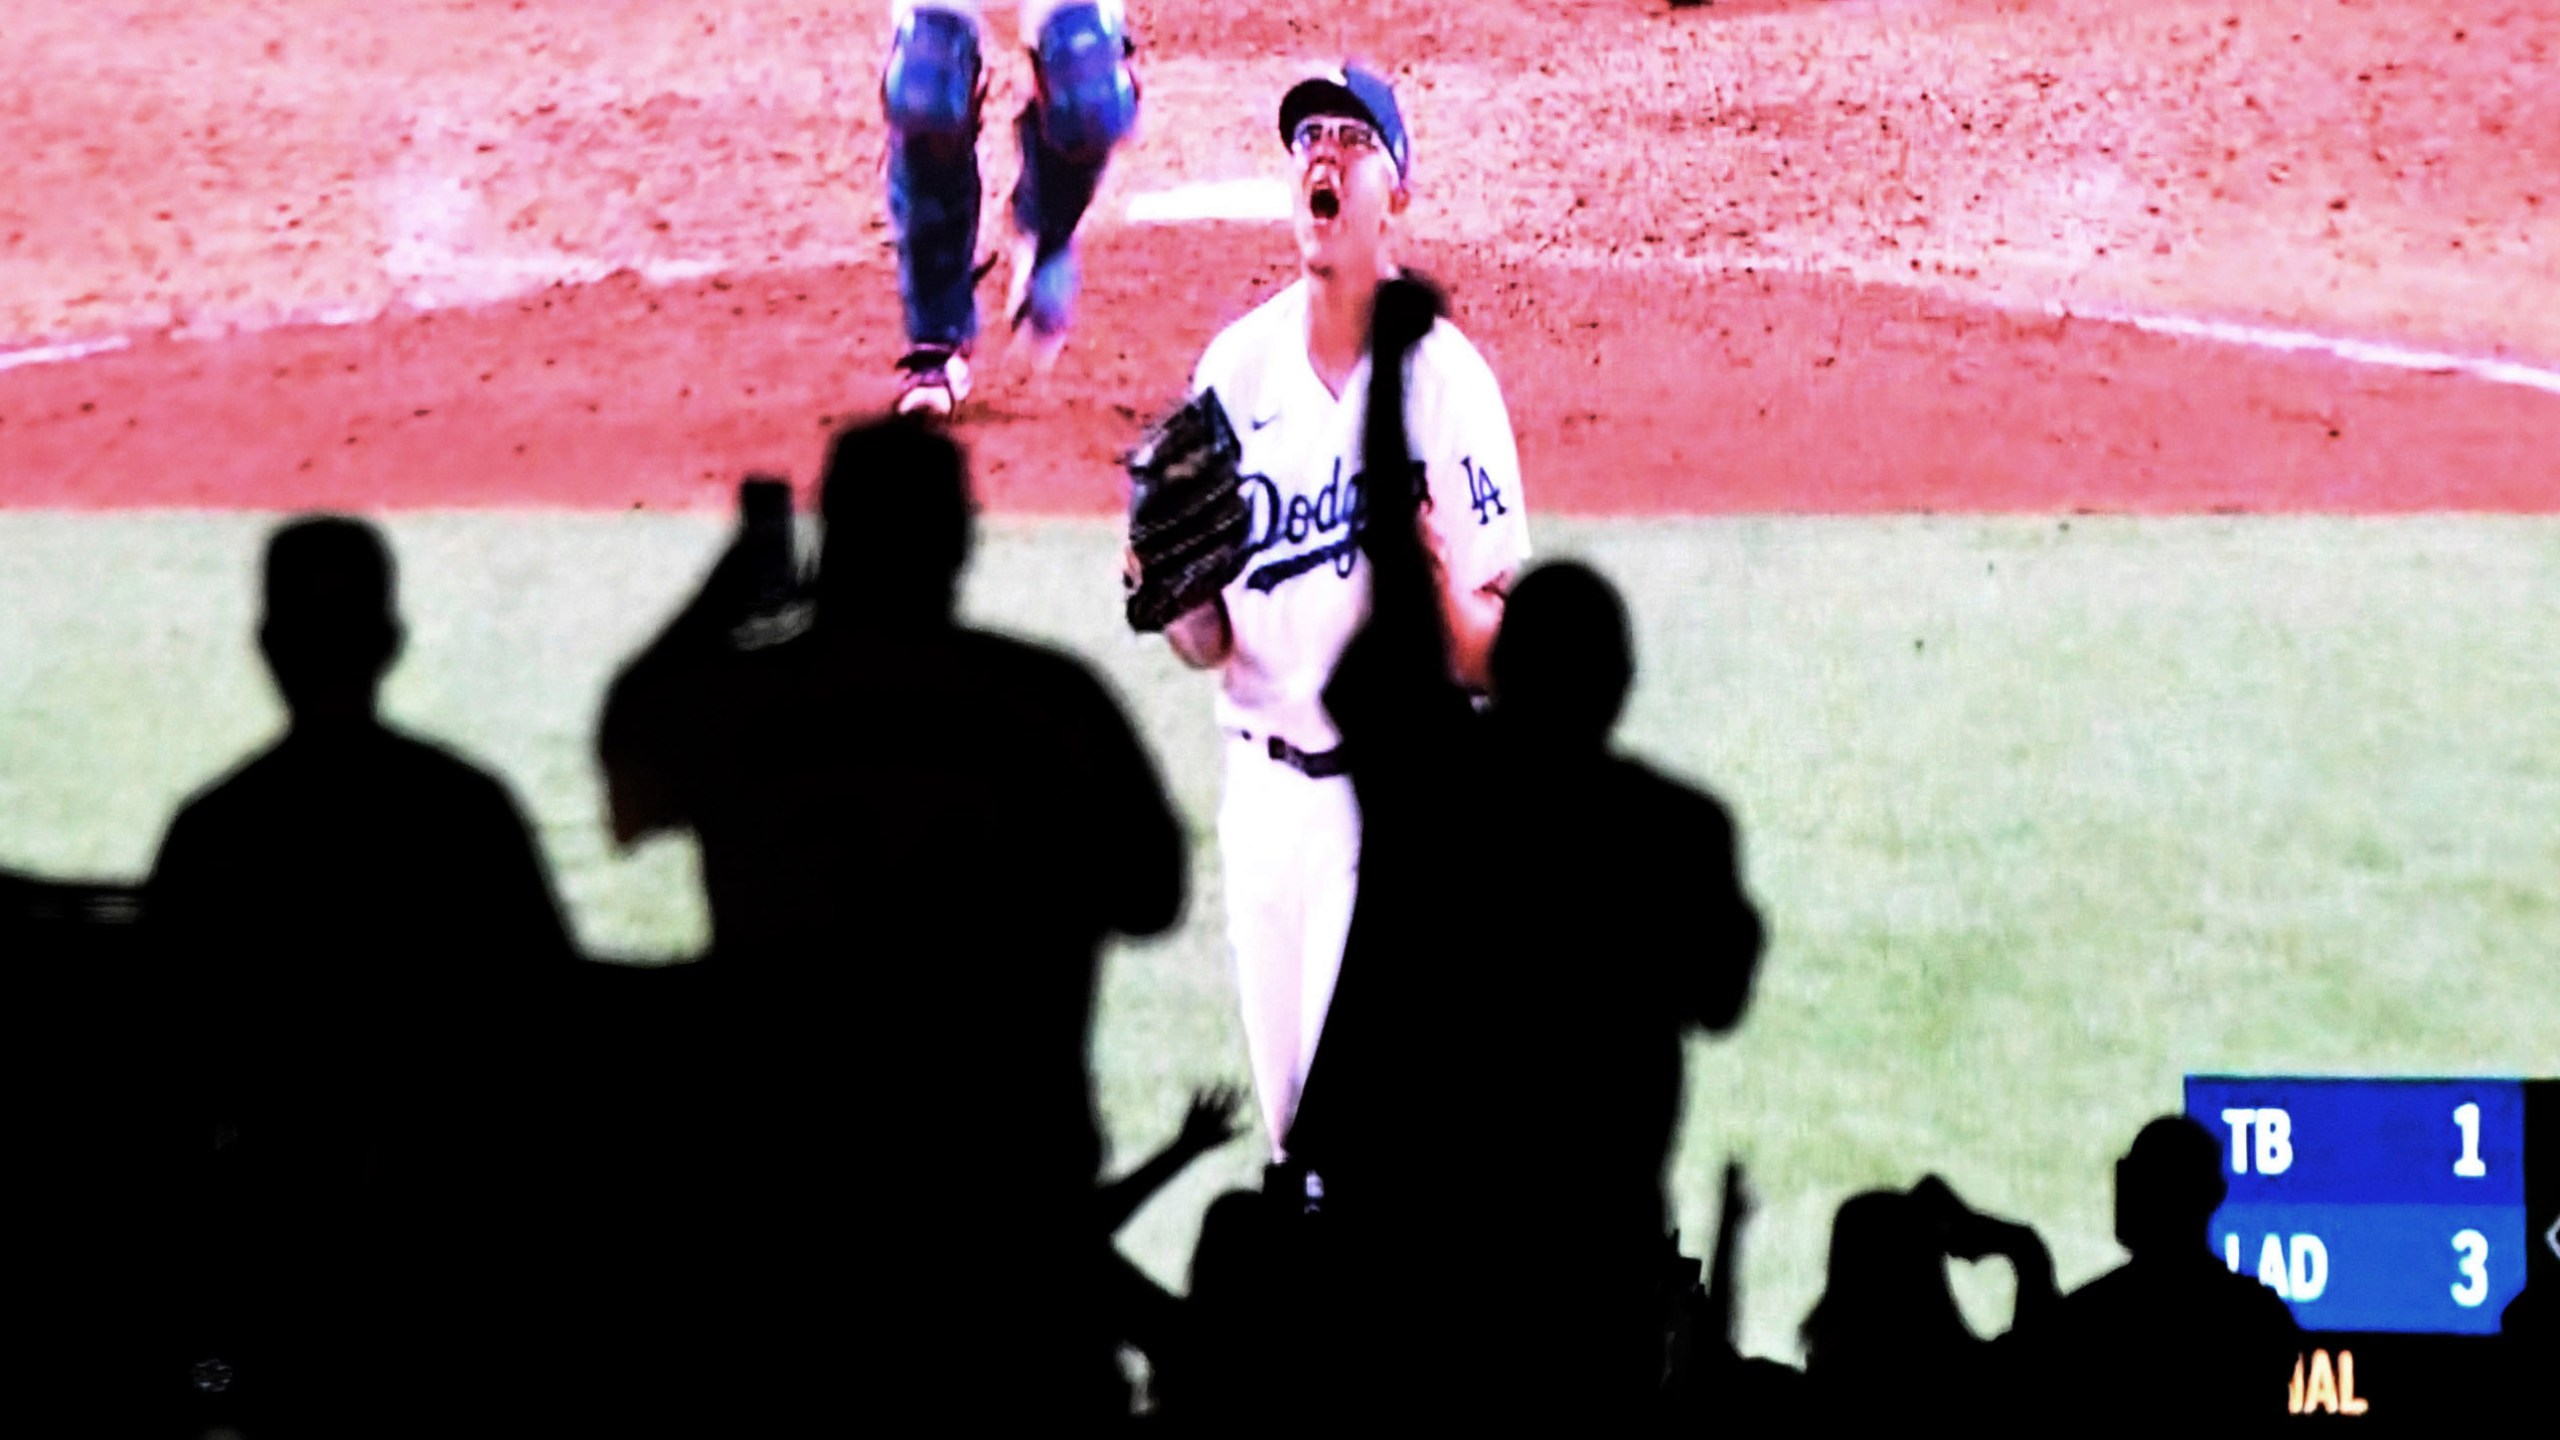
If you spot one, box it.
[1219,744,1304,1154]
[1296,776,1360,1103]
[883,0,988,414]
[1005,0,1139,370]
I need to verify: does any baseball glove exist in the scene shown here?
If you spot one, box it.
[1122,387,1248,633]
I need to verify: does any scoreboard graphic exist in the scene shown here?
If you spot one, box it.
[2185,1076,2554,1423]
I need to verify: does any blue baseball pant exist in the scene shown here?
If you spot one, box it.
[883,1,1138,350]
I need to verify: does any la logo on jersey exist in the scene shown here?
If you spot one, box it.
[1461,456,1508,524]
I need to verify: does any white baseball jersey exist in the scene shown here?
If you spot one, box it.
[1192,277,1532,753]
[1190,276,1529,1152]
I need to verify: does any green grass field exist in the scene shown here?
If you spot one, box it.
[4,512,2555,1360]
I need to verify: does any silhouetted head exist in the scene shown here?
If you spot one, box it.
[2114,1115,2227,1259]
[1488,561,1633,753]
[1189,1189,1274,1304]
[816,412,975,623]
[1801,1189,1973,1372]
[258,516,402,727]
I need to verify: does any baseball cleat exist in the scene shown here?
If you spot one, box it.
[1015,316,1067,378]
[1004,231,1040,333]
[1004,231,1069,377]
[894,345,973,417]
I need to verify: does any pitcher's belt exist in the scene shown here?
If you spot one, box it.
[1229,729,1349,779]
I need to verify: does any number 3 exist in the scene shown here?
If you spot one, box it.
[2451,1229,2490,1308]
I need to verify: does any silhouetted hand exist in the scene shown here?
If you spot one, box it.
[1371,271,1446,362]
[1721,1160,1757,1230]
[1701,1158,1758,1350]
[1176,1084,1247,1156]
[1344,271,1459,699]
[1911,1174,2002,1258]
[1911,1170,1973,1235]
[1912,1173,2059,1334]
[1093,1084,1248,1237]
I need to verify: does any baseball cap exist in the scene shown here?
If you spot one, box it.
[1278,64,1411,184]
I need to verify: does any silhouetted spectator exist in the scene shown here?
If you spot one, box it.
[2044,1116,2301,1430]
[12,868,207,1431]
[1149,1187,1309,1432]
[1093,1086,1246,1413]
[1298,277,1770,1422]
[1473,558,1767,1419]
[2502,1283,2540,1342]
[142,515,574,1433]
[1281,274,1507,1421]
[1799,1176,2057,1427]
[593,413,1187,1426]
[2503,1284,2542,1339]
[2500,1284,2546,1413]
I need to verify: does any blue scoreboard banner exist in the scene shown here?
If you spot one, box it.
[2182,1077,2553,1426]
[2184,1077,2528,1335]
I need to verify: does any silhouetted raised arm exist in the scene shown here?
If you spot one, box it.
[1323,274,1473,763]
[1092,1085,1247,1234]
[1915,1173,2061,1336]
[597,497,793,846]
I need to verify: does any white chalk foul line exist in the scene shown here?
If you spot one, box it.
[2049,301,2560,398]
[0,335,132,374]
[1126,177,1291,225]
[384,246,736,310]
[9,236,2560,410]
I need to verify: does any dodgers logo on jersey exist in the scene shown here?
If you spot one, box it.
[1237,457,1428,594]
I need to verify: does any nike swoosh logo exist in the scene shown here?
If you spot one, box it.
[1250,412,1279,430]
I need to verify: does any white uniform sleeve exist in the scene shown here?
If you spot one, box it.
[1408,327,1530,598]
[1190,314,1265,438]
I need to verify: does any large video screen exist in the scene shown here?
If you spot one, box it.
[5,0,2553,1426]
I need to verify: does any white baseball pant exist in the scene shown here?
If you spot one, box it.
[1218,735,1360,1157]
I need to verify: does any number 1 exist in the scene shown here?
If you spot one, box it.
[2453,1102,2487,1178]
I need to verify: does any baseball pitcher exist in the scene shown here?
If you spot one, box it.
[1121,63,1531,1158]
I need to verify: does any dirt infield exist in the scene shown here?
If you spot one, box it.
[4,0,2556,511]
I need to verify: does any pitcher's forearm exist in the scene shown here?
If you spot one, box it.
[1165,599,1233,668]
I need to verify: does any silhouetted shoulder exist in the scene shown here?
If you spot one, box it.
[2051,1255,2300,1425]
[167,725,523,820]
[377,726,548,817]
[1606,755,1737,830]
[1603,760,1754,909]
[955,627,1123,697]
[151,724,570,959]
[943,630,1161,757]
[2065,1256,2298,1337]
[2215,1263,2301,1339]
[952,629,1187,940]
[2504,1284,2540,1338]
[149,740,311,889]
